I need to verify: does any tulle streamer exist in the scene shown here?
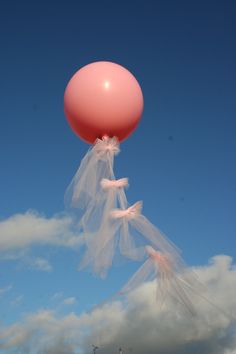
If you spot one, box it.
[65,135,216,315]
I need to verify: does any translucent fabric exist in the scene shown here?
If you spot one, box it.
[65,136,120,210]
[78,201,182,278]
[80,177,129,233]
[109,201,181,261]
[79,222,117,278]
[64,135,229,315]
[78,178,129,278]
[120,245,199,316]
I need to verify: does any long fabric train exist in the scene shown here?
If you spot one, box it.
[66,136,201,313]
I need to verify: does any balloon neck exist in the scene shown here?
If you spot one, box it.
[101,134,110,141]
[101,134,120,142]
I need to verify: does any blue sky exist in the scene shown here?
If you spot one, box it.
[0,1,236,353]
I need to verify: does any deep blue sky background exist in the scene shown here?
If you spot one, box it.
[0,0,236,326]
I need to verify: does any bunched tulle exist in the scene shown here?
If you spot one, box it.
[120,245,201,316]
[65,136,120,210]
[78,201,183,278]
[109,201,182,261]
[79,177,129,234]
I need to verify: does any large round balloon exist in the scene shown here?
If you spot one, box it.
[64,61,144,144]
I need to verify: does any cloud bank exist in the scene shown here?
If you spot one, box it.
[0,211,82,259]
[0,255,236,354]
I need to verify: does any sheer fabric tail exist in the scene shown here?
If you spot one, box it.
[65,135,211,315]
[65,136,120,210]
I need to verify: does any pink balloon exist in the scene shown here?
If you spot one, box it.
[64,61,144,144]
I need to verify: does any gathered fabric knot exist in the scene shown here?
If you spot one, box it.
[101,178,128,190]
[110,201,142,219]
[93,136,120,156]
[145,245,172,270]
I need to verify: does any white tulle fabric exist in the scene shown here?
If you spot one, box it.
[78,199,184,279]
[78,177,129,278]
[120,245,200,315]
[79,177,129,233]
[65,136,120,210]
[109,201,181,261]
[65,135,208,312]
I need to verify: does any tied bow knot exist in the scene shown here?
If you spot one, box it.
[110,201,142,219]
[94,136,120,155]
[101,178,128,190]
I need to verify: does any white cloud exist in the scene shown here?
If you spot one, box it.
[51,292,64,301]
[63,297,77,305]
[0,255,236,354]
[51,293,77,306]
[0,210,82,254]
[30,257,53,272]
[11,295,24,307]
[0,284,12,296]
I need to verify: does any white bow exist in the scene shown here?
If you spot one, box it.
[101,178,128,190]
[110,201,143,219]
